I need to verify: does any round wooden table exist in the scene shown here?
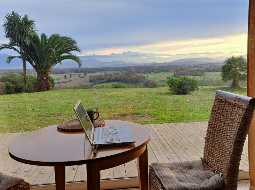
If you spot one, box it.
[8,120,150,190]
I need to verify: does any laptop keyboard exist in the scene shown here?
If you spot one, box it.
[96,127,121,143]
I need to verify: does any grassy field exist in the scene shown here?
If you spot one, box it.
[51,71,245,89]
[52,71,227,88]
[145,72,228,86]
[145,72,173,86]
[0,86,246,133]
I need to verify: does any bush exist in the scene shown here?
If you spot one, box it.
[0,82,5,94]
[0,74,25,94]
[26,75,37,92]
[4,81,16,94]
[48,76,55,88]
[167,76,198,95]
[0,73,37,94]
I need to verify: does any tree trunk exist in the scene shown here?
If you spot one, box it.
[231,77,240,89]
[37,72,51,91]
[22,59,27,91]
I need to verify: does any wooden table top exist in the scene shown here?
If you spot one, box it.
[9,120,150,166]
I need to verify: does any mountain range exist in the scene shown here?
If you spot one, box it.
[0,51,223,70]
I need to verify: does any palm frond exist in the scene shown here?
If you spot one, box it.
[3,11,35,46]
[0,43,20,54]
[59,54,81,66]
[7,55,22,63]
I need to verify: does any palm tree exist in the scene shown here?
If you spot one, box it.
[0,11,35,89]
[26,33,80,91]
[222,56,247,88]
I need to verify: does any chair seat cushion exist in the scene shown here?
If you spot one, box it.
[0,173,29,190]
[149,160,224,190]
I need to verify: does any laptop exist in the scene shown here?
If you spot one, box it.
[73,101,135,146]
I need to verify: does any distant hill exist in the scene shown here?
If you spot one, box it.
[0,52,223,71]
[52,57,224,74]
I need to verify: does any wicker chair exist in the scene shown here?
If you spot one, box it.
[0,172,30,190]
[149,90,255,190]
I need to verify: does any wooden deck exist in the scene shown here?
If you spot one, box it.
[0,121,249,188]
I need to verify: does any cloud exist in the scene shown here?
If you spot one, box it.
[0,0,248,48]
[0,0,248,63]
[82,33,247,61]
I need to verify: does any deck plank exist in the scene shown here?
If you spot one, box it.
[0,121,249,185]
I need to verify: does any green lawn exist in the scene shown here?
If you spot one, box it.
[0,87,246,133]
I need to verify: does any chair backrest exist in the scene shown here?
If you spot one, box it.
[203,90,255,189]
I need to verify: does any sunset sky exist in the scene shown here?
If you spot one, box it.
[0,0,249,61]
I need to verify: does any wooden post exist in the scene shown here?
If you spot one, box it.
[248,0,255,189]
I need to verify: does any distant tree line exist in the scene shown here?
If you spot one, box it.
[89,71,157,88]
[174,70,204,77]
[52,62,223,75]
[89,72,146,84]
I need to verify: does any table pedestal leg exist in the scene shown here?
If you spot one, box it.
[138,145,148,190]
[54,166,65,190]
[87,162,100,190]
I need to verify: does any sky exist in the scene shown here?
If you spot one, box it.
[0,0,249,62]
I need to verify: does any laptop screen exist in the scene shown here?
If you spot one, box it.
[73,101,94,143]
